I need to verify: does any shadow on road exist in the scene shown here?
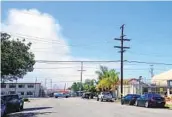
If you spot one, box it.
[7,112,53,117]
[23,107,53,111]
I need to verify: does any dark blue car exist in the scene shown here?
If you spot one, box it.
[121,94,141,105]
[135,93,165,108]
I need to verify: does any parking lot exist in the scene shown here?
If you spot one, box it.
[7,97,172,117]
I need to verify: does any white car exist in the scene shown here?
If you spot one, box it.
[97,92,113,102]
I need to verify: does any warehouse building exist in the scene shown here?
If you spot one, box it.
[0,83,44,98]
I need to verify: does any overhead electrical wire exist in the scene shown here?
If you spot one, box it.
[1,31,112,47]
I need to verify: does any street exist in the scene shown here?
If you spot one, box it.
[7,98,172,117]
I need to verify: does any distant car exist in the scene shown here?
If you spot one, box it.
[135,93,165,108]
[121,94,141,105]
[54,93,69,98]
[97,92,113,102]
[1,94,24,113]
[82,92,91,99]
[1,99,7,117]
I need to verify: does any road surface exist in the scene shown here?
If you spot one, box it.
[7,97,172,117]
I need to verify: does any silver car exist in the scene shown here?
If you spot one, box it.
[97,92,113,102]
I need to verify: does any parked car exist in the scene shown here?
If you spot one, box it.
[82,92,90,99]
[1,94,24,113]
[135,93,165,108]
[54,93,70,98]
[121,94,141,105]
[97,92,113,102]
[1,99,7,117]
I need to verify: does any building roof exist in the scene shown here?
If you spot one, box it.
[151,69,172,85]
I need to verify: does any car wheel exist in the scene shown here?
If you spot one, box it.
[129,101,132,105]
[55,96,58,98]
[20,105,24,111]
[145,101,149,108]
[97,98,99,101]
[16,107,21,112]
[101,98,103,102]
[135,101,138,106]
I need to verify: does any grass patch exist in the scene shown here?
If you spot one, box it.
[165,104,172,109]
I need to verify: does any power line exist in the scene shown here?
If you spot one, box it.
[127,51,172,59]
[2,31,112,47]
[34,68,167,71]
[126,60,172,66]
[35,60,121,63]
[34,60,172,65]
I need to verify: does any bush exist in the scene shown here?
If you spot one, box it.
[24,98,29,102]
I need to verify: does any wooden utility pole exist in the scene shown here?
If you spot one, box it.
[114,24,130,104]
[77,62,86,91]
[150,65,154,78]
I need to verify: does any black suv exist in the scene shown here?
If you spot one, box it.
[1,94,24,113]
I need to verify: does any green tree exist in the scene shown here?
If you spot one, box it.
[83,79,96,92]
[95,66,109,81]
[1,32,35,82]
[71,82,84,92]
[95,66,119,91]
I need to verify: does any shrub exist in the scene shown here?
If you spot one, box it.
[24,98,29,102]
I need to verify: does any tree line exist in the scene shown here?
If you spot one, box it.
[70,66,120,93]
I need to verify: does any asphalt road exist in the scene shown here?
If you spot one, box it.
[7,97,172,117]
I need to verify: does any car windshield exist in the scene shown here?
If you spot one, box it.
[133,95,140,98]
[148,93,161,98]
[2,95,18,101]
[102,92,110,95]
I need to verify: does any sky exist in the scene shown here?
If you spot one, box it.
[1,1,172,89]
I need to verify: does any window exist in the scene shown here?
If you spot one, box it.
[20,92,24,95]
[125,95,132,99]
[9,91,15,94]
[1,92,5,95]
[170,81,172,86]
[1,84,6,88]
[18,84,25,88]
[27,84,34,88]
[27,91,33,95]
[9,84,16,88]
[170,91,172,94]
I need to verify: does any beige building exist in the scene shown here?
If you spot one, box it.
[151,69,172,86]
[151,69,172,97]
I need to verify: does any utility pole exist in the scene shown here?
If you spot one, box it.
[64,83,66,92]
[45,78,47,89]
[34,77,37,97]
[50,79,52,93]
[15,79,17,94]
[114,24,130,104]
[150,65,154,78]
[77,62,86,92]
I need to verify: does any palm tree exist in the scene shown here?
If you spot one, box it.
[95,66,119,91]
[95,66,109,81]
